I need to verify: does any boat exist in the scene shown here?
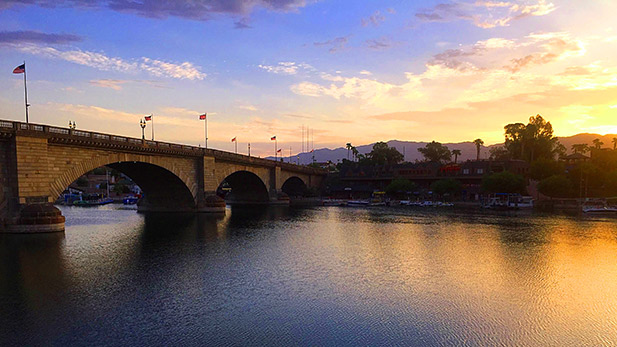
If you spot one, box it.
[582,199,617,214]
[322,199,347,206]
[123,195,140,205]
[347,200,370,206]
[483,194,533,210]
[73,197,114,207]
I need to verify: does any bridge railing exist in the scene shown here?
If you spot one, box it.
[0,119,326,174]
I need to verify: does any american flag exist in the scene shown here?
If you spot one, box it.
[271,136,276,140]
[144,115,152,121]
[199,113,206,120]
[231,137,236,142]
[13,64,25,74]
[277,149,282,153]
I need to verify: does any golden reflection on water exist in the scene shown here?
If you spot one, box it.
[316,209,617,344]
[3,206,617,345]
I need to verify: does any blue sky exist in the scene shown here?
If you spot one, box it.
[1,0,616,156]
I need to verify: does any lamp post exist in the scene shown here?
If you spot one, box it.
[140,119,146,140]
[68,120,76,129]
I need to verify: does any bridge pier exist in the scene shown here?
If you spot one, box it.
[4,202,65,233]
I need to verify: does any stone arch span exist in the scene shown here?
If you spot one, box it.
[281,176,307,197]
[218,170,270,204]
[50,154,198,212]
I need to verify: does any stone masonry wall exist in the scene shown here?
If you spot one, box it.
[43,142,200,201]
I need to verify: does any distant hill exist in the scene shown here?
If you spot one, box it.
[270,133,617,164]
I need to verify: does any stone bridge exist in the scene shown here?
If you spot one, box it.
[0,120,326,233]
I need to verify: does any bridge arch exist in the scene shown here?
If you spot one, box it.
[281,176,307,197]
[50,153,198,211]
[218,170,270,204]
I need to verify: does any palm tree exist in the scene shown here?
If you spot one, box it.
[572,143,589,154]
[612,137,617,150]
[346,142,352,160]
[473,139,484,160]
[452,149,461,163]
[593,138,604,150]
[351,146,359,162]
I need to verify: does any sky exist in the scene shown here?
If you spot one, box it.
[1,0,617,156]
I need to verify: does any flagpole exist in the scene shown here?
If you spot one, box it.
[23,61,29,123]
[205,115,208,149]
[235,138,237,153]
[275,138,278,160]
[151,114,155,141]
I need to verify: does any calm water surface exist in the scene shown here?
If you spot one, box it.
[2,205,617,346]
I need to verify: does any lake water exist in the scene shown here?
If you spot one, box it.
[1,205,617,346]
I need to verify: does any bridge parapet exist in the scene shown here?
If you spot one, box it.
[0,120,327,176]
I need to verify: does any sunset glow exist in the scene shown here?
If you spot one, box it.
[1,1,616,155]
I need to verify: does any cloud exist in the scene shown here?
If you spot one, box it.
[415,0,556,29]
[258,61,312,75]
[234,17,252,29]
[0,0,311,21]
[89,79,128,90]
[361,10,386,27]
[8,43,206,80]
[0,30,82,45]
[365,37,395,50]
[291,32,590,116]
[428,33,583,72]
[238,104,258,111]
[314,36,349,53]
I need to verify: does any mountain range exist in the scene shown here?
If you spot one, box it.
[269,133,617,165]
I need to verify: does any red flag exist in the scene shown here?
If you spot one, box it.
[199,113,206,120]
[231,137,236,142]
[277,149,282,153]
[144,115,152,121]
[271,136,276,140]
[13,64,25,74]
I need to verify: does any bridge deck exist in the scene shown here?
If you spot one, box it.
[0,120,324,176]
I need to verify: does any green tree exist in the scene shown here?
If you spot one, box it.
[346,143,352,160]
[481,171,526,194]
[537,175,573,198]
[385,178,417,197]
[529,159,565,181]
[451,149,461,163]
[593,138,604,149]
[369,142,404,165]
[473,138,484,160]
[572,143,589,154]
[417,141,451,163]
[604,171,617,195]
[612,138,617,150]
[571,143,590,154]
[431,179,462,197]
[504,114,560,161]
[76,176,88,187]
[489,146,511,161]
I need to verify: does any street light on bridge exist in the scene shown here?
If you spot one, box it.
[68,120,76,130]
[140,118,146,140]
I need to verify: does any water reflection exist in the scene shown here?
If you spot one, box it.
[1,205,617,345]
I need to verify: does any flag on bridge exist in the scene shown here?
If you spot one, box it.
[144,115,152,121]
[199,113,207,120]
[231,137,236,142]
[277,149,282,153]
[271,136,276,140]
[13,63,25,74]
